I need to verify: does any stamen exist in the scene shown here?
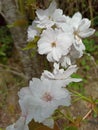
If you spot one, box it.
[51,42,56,47]
[42,92,53,102]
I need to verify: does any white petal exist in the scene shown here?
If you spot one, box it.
[36,9,48,20]
[41,28,56,41]
[63,65,77,78]
[57,23,73,33]
[37,19,54,28]
[6,117,29,130]
[36,0,57,21]
[48,0,57,14]
[78,28,95,38]
[38,43,52,54]
[71,12,82,28]
[64,77,82,85]
[18,87,31,99]
[52,48,62,61]
[78,18,91,31]
[72,12,82,20]
[70,44,82,58]
[75,37,82,46]
[42,118,54,128]
[53,63,60,74]
[57,33,73,55]
[6,124,15,130]
[52,9,66,22]
[27,25,38,41]
[41,70,54,79]
[53,88,71,106]
[73,38,85,57]
[60,56,71,68]
[47,52,55,62]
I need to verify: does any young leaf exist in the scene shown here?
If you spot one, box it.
[23,41,37,50]
[7,19,28,28]
[64,126,78,130]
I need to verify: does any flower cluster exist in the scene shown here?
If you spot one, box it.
[6,0,95,130]
[28,0,95,66]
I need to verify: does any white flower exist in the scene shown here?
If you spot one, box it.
[38,28,73,62]
[65,12,95,38]
[27,21,40,42]
[60,44,85,68]
[35,0,66,28]
[73,14,95,38]
[58,12,95,56]
[41,63,82,86]
[6,117,29,130]
[18,78,71,126]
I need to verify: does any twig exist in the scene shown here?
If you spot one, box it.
[0,63,20,71]
[88,0,94,26]
[0,69,28,79]
[0,63,28,79]
[82,109,92,120]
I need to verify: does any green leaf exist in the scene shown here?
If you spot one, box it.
[0,51,6,56]
[83,39,95,53]
[81,59,86,66]
[23,36,39,50]
[96,60,98,64]
[95,31,98,37]
[64,126,78,130]
[85,65,90,71]
[95,99,98,103]
[23,41,37,50]
[71,73,82,78]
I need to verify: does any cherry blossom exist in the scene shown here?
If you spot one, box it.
[38,28,73,62]
[35,0,66,28]
[41,63,82,86]
[18,78,71,126]
[58,12,95,57]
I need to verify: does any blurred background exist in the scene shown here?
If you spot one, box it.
[0,0,98,130]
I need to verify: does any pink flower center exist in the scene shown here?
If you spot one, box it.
[42,92,53,102]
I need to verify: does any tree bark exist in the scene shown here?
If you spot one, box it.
[0,0,89,81]
[0,0,51,80]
